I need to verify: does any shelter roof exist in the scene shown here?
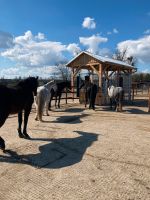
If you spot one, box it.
[66,51,136,71]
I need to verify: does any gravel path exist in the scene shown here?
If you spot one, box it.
[0,101,150,200]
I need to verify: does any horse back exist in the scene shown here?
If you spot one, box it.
[0,85,34,114]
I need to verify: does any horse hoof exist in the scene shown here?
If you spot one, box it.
[0,137,5,151]
[18,133,24,138]
[23,133,31,140]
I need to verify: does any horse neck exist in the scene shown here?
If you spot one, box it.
[18,82,31,93]
[45,81,54,90]
[60,82,68,90]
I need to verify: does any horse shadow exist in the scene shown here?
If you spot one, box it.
[125,108,150,115]
[52,114,89,124]
[64,107,85,113]
[0,131,98,169]
[50,107,85,114]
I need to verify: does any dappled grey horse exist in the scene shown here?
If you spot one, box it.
[108,85,124,112]
[34,80,55,122]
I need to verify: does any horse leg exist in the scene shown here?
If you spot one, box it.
[0,137,5,151]
[22,107,32,139]
[34,96,37,120]
[91,94,96,110]
[89,97,92,109]
[58,95,61,109]
[85,92,88,108]
[118,95,123,112]
[110,98,113,110]
[0,112,8,151]
[115,100,119,112]
[55,97,57,108]
[18,111,25,138]
[119,101,123,112]
[34,97,38,121]
[48,95,52,111]
[48,92,53,111]
[45,101,49,116]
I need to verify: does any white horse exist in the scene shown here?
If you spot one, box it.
[34,80,55,121]
[108,85,124,112]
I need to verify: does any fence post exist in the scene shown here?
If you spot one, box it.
[132,86,134,101]
[66,89,67,104]
[148,89,150,112]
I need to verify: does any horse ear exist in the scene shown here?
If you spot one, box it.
[36,76,39,80]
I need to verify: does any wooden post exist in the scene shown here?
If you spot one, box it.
[136,83,137,95]
[148,90,150,112]
[98,63,103,105]
[71,68,74,101]
[128,70,132,101]
[117,67,120,86]
[132,85,135,101]
[65,89,67,104]
[98,64,102,88]
[90,68,94,83]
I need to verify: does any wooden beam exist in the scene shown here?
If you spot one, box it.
[73,66,83,78]
[90,65,99,76]
[98,63,103,88]
[148,90,150,112]
[71,68,75,100]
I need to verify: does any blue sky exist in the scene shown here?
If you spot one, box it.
[0,0,150,78]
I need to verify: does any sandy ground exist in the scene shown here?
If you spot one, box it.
[0,99,150,200]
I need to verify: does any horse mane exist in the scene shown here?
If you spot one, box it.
[17,77,36,87]
[45,80,55,87]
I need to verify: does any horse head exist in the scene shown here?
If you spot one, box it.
[108,85,115,98]
[18,76,38,96]
[65,81,71,90]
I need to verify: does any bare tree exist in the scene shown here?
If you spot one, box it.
[56,63,71,80]
[113,47,136,66]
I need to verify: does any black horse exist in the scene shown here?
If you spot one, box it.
[48,81,71,110]
[80,80,98,110]
[0,77,38,151]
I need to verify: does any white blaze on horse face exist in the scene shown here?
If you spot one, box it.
[108,85,115,98]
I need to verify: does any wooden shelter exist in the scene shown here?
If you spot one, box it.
[66,51,136,105]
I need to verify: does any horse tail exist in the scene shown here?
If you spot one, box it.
[34,95,37,109]
[36,90,45,121]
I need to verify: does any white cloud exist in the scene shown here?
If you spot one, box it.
[144,29,150,34]
[0,30,83,77]
[107,31,112,35]
[79,34,108,54]
[0,31,14,49]
[117,35,150,70]
[0,65,61,79]
[67,43,81,56]
[147,12,150,16]
[99,48,112,57]
[113,28,119,34]
[107,28,119,35]
[82,17,96,29]
[35,32,45,40]
[1,30,68,67]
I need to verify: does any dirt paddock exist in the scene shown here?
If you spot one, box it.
[0,99,150,200]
